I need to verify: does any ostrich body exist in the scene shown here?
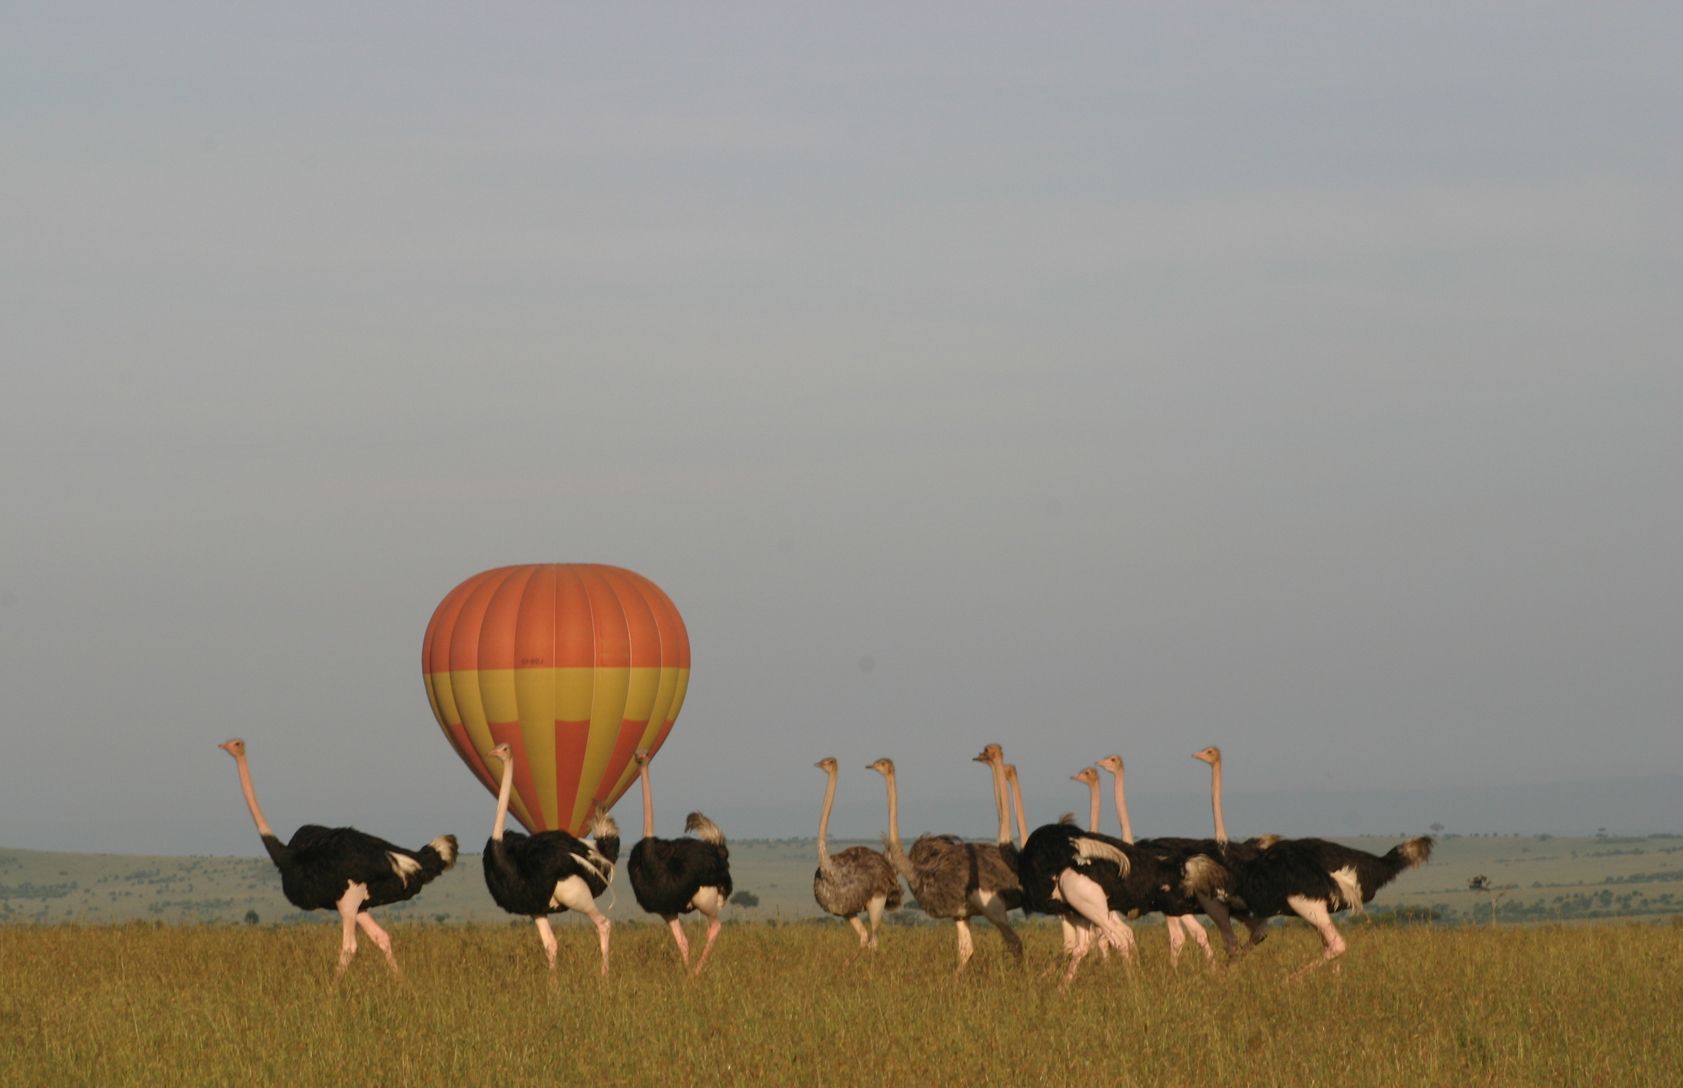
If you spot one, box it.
[866,757,1023,971]
[625,749,731,975]
[1190,746,1434,973]
[812,758,902,949]
[482,743,619,975]
[976,746,1139,983]
[1088,757,1219,965]
[218,738,457,975]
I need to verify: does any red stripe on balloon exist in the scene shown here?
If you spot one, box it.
[552,720,591,830]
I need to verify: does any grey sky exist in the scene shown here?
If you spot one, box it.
[3,4,1679,855]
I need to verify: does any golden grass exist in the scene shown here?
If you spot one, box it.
[3,920,1681,1087]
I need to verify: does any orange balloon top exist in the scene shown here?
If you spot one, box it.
[423,563,690,673]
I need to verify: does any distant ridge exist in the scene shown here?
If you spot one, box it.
[701,774,1683,841]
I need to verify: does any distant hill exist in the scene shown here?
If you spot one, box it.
[712,774,1683,843]
[6,832,1682,929]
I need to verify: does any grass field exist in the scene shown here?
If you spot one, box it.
[5,919,1682,1087]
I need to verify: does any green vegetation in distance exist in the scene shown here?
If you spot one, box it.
[5,834,1683,928]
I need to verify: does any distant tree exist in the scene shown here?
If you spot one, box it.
[1469,875,1507,926]
[1429,822,1445,837]
[733,890,761,908]
[243,910,260,926]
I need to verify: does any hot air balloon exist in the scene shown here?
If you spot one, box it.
[422,564,690,835]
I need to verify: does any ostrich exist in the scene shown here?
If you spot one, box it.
[1191,745,1434,973]
[975,746,1138,983]
[865,757,1023,972]
[812,757,903,949]
[217,738,456,975]
[482,743,619,975]
[625,749,731,975]
[1077,763,1217,966]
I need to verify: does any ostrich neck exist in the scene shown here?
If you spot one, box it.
[882,770,901,850]
[1112,769,1134,845]
[1007,771,1027,849]
[817,769,837,872]
[988,760,1010,846]
[640,762,655,838]
[1210,759,1227,845]
[230,752,274,839]
[1085,780,1101,833]
[492,758,514,842]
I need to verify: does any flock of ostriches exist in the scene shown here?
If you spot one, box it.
[218,739,1432,984]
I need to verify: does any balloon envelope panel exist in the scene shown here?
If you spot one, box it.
[423,564,690,834]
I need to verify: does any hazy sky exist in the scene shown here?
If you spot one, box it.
[4,4,1679,855]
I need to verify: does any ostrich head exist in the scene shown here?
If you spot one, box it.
[815,756,838,773]
[1071,767,1099,786]
[218,739,246,757]
[972,743,1003,766]
[489,742,513,765]
[632,748,651,767]
[1192,746,1222,765]
[865,758,894,777]
[1096,754,1123,776]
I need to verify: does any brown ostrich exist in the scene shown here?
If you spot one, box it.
[812,757,903,949]
[866,757,1023,971]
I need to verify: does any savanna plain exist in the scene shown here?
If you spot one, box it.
[4,837,1683,1087]
[5,920,1682,1087]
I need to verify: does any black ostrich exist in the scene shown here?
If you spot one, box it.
[812,757,902,949]
[1189,745,1434,974]
[482,743,619,975]
[218,738,457,975]
[975,746,1139,983]
[1078,761,1222,966]
[625,748,731,975]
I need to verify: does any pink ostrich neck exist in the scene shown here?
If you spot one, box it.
[639,761,656,838]
[231,751,274,839]
[1084,777,1101,833]
[817,767,837,871]
[492,756,515,842]
[1209,756,1227,845]
[1111,766,1134,845]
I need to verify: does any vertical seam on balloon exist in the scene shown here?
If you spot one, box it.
[581,565,598,837]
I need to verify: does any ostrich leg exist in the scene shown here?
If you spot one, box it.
[865,894,887,950]
[533,916,559,970]
[1178,915,1215,962]
[1285,896,1346,978]
[691,887,724,976]
[979,895,1023,961]
[953,918,976,972]
[334,883,368,973]
[554,878,612,976]
[664,915,691,966]
[355,911,400,975]
[1165,913,1186,965]
[847,915,871,947]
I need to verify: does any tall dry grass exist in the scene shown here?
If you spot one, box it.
[3,919,1680,1087]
